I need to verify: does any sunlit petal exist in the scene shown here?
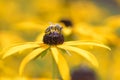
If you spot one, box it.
[2,43,40,59]
[64,41,111,50]
[51,47,71,80]
[19,46,49,75]
[58,45,99,68]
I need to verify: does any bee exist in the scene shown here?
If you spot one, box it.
[45,25,53,34]
[43,24,64,45]
[45,24,63,34]
[55,24,63,33]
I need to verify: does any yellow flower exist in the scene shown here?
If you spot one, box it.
[110,44,120,80]
[2,24,110,80]
[69,1,106,23]
[0,31,24,54]
[105,15,120,28]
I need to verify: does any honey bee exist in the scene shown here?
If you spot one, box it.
[45,25,53,34]
[45,24,63,34]
[55,24,63,33]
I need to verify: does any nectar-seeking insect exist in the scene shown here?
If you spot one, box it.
[43,24,64,45]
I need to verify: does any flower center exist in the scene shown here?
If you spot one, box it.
[43,24,64,45]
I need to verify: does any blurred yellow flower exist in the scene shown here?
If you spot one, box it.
[69,1,107,23]
[105,15,120,28]
[110,43,120,80]
[2,24,110,80]
[0,31,24,53]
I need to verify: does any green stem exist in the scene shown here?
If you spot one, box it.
[52,56,57,80]
[52,57,55,80]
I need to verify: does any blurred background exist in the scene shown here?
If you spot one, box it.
[0,0,120,80]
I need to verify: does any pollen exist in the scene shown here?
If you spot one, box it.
[43,24,64,45]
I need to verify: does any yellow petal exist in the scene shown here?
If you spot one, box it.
[2,43,40,59]
[50,47,71,80]
[19,46,49,75]
[64,41,111,50]
[58,45,99,68]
